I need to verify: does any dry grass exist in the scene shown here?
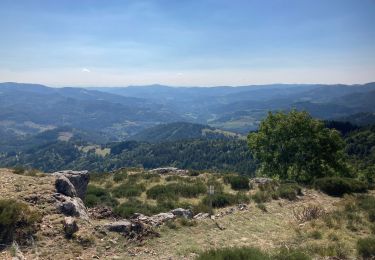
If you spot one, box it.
[1,168,374,260]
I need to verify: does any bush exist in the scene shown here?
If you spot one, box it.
[315,177,367,197]
[197,246,270,260]
[231,176,251,190]
[0,199,41,247]
[277,183,302,201]
[113,171,127,183]
[202,193,236,208]
[146,182,206,200]
[309,230,323,240]
[84,185,118,208]
[357,237,375,258]
[252,190,272,204]
[179,218,197,227]
[112,182,146,198]
[192,202,214,215]
[257,203,267,212]
[114,199,154,218]
[274,248,311,260]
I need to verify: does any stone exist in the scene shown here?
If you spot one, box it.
[170,208,193,219]
[193,213,210,220]
[52,170,89,200]
[104,220,132,233]
[55,175,77,198]
[63,217,79,237]
[149,212,175,226]
[53,193,89,220]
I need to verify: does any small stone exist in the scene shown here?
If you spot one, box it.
[63,217,79,238]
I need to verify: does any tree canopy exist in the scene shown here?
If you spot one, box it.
[248,110,348,183]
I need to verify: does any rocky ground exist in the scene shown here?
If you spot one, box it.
[0,168,373,259]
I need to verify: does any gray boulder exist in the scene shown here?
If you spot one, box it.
[193,213,210,220]
[104,220,132,233]
[53,170,89,199]
[54,193,89,220]
[55,175,77,197]
[170,208,193,219]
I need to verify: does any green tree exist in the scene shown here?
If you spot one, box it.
[248,110,348,183]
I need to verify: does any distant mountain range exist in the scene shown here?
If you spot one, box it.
[1,81,375,145]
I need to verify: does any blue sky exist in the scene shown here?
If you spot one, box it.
[0,0,374,86]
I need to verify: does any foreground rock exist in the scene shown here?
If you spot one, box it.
[104,220,132,233]
[149,167,188,175]
[53,193,89,220]
[63,217,79,238]
[52,170,89,199]
[55,175,77,197]
[104,220,159,241]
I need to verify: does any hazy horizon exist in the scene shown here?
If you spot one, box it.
[1,0,374,87]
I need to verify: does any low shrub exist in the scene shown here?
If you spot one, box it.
[197,246,270,260]
[293,204,325,223]
[113,171,128,183]
[0,199,41,247]
[192,202,214,215]
[202,193,237,208]
[179,218,197,227]
[114,199,155,218]
[89,172,112,184]
[309,230,323,240]
[258,180,279,192]
[357,237,375,258]
[274,248,311,260]
[252,190,272,204]
[315,177,367,197]
[228,175,251,190]
[84,185,118,208]
[146,182,206,200]
[111,182,146,198]
[223,174,251,190]
[357,195,375,212]
[277,183,302,201]
[235,191,251,204]
[257,203,267,212]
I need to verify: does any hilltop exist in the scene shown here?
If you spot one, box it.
[1,167,374,259]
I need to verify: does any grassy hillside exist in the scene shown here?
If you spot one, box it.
[1,168,374,259]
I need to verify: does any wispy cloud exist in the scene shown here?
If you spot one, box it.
[81,68,91,73]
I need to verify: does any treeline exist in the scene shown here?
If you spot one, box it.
[0,139,256,175]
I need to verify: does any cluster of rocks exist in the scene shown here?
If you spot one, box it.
[88,206,116,220]
[52,170,90,221]
[213,203,248,219]
[148,167,189,175]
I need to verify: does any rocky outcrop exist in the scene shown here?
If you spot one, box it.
[52,170,90,220]
[170,208,193,219]
[52,170,89,200]
[104,220,132,233]
[63,217,79,238]
[55,175,77,197]
[53,193,89,220]
[149,167,188,175]
[103,219,160,241]
[131,212,175,227]
[193,213,210,220]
